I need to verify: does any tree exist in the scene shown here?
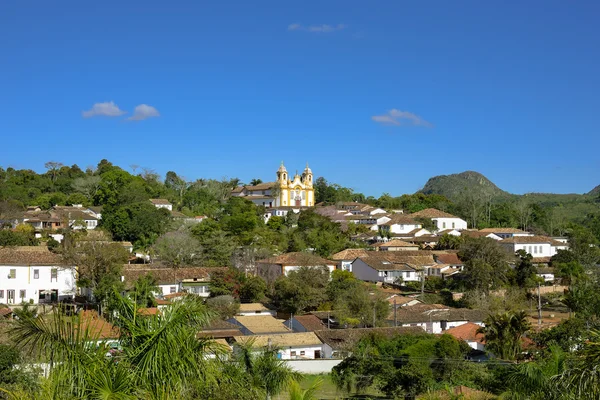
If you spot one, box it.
[64,238,129,305]
[333,284,389,327]
[288,378,322,400]
[8,295,217,399]
[435,233,463,250]
[566,225,600,268]
[239,275,267,303]
[44,161,64,183]
[478,311,531,360]
[206,295,240,319]
[272,267,330,313]
[556,261,585,285]
[514,249,539,288]
[234,341,300,400]
[101,202,172,245]
[131,273,159,307]
[152,231,203,267]
[249,179,263,186]
[71,176,101,201]
[459,237,512,293]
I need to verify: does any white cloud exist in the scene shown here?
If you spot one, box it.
[371,109,433,128]
[288,23,346,33]
[128,104,160,121]
[82,101,127,118]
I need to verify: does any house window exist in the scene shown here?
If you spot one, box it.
[0,290,4,299]
[528,246,532,254]
[170,286,177,294]
[533,246,538,254]
[291,351,296,357]
[34,269,39,279]
[442,222,446,229]
[452,222,455,228]
[51,269,57,282]
[19,290,26,299]
[7,290,15,304]
[9,269,16,279]
[300,351,305,356]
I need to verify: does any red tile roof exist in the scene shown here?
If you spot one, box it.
[293,314,326,332]
[257,252,334,266]
[444,322,485,344]
[410,208,458,219]
[434,253,463,265]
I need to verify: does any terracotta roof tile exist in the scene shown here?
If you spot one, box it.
[257,252,334,266]
[410,208,458,219]
[444,322,485,343]
[0,246,65,266]
[233,332,322,347]
[149,199,171,205]
[375,239,419,248]
[330,248,371,261]
[479,227,528,234]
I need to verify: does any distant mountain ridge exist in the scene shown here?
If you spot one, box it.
[419,171,598,201]
[419,171,508,201]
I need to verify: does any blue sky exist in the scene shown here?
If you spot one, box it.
[1,0,599,197]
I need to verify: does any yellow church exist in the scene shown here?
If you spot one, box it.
[232,162,315,208]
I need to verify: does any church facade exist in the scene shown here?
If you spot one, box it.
[231,162,315,208]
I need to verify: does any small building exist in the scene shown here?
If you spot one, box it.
[149,199,173,211]
[283,314,327,333]
[536,266,555,282]
[478,227,532,239]
[499,236,568,258]
[330,248,371,272]
[410,208,468,231]
[351,252,435,284]
[233,332,325,359]
[121,264,221,298]
[379,215,422,235]
[226,315,291,335]
[387,295,422,307]
[237,303,276,317]
[391,306,487,334]
[0,246,76,305]
[374,239,420,252]
[79,310,120,348]
[256,252,336,279]
[315,327,424,358]
[444,322,486,351]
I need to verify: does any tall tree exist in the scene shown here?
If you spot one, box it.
[478,311,531,360]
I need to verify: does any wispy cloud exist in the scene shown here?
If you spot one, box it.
[82,101,127,118]
[371,109,433,128]
[288,23,346,33]
[128,104,160,121]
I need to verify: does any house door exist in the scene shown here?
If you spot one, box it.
[315,350,321,359]
[7,290,15,304]
[295,199,301,206]
[426,322,433,334]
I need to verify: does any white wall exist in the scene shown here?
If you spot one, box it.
[285,359,343,373]
[279,345,324,360]
[339,260,353,272]
[0,265,76,304]
[283,265,336,276]
[503,243,553,257]
[433,218,467,231]
[388,224,422,234]
[400,320,483,335]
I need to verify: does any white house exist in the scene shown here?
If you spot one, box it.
[410,208,468,231]
[121,265,220,298]
[351,252,435,284]
[237,303,276,317]
[393,306,486,334]
[330,248,371,272]
[460,230,502,241]
[445,322,486,351]
[233,332,325,359]
[345,214,391,229]
[499,236,569,260]
[379,215,423,235]
[263,207,302,223]
[0,246,76,305]
[478,228,533,239]
[149,199,173,211]
[256,252,336,279]
[536,267,555,282]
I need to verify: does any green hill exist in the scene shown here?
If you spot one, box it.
[419,171,509,201]
[589,185,600,197]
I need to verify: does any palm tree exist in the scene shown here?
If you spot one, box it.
[554,330,600,399]
[478,310,531,360]
[234,340,301,400]
[250,179,263,186]
[8,293,217,399]
[288,378,322,400]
